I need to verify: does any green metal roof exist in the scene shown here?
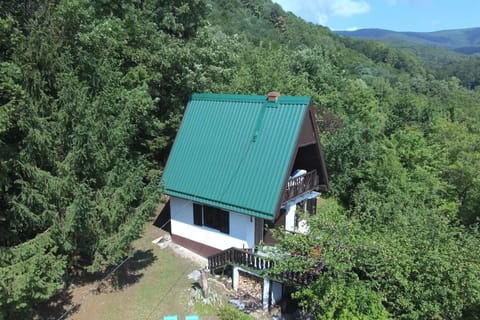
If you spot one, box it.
[162,93,312,220]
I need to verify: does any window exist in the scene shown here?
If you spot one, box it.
[193,203,203,225]
[193,203,230,234]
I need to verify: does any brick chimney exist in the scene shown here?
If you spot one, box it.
[267,91,280,102]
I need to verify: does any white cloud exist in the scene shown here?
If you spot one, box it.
[430,19,440,27]
[274,0,370,25]
[330,0,371,17]
[317,13,329,25]
[387,0,431,5]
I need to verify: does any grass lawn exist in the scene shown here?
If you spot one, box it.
[42,220,223,320]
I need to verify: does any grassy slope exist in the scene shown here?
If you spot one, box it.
[69,224,200,320]
[34,221,208,320]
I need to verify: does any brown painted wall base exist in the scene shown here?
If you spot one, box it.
[171,234,222,258]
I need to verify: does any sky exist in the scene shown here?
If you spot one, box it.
[273,0,480,32]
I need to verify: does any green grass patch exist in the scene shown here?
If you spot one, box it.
[65,225,218,320]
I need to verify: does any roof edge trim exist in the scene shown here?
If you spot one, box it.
[166,189,273,220]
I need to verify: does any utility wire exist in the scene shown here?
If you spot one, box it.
[144,258,192,320]
[56,218,172,320]
[56,254,132,320]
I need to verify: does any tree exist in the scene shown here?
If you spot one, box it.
[269,197,480,319]
[267,200,390,319]
[0,0,212,316]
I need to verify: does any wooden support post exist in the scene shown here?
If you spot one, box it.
[201,268,209,297]
[232,266,239,291]
[262,277,270,311]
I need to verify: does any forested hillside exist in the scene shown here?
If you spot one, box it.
[336,28,480,89]
[336,27,480,54]
[1,0,479,319]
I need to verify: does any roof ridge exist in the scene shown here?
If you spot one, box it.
[191,93,311,104]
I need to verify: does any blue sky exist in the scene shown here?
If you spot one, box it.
[273,0,480,32]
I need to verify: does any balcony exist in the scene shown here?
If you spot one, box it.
[282,169,319,204]
[208,247,323,285]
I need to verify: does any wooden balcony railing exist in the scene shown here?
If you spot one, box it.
[208,247,274,272]
[282,169,319,203]
[208,247,322,285]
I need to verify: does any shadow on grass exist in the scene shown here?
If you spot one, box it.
[191,281,203,291]
[108,249,157,290]
[35,249,157,319]
[35,289,75,320]
[153,199,171,232]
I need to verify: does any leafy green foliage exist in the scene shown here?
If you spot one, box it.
[1,0,480,318]
[218,304,254,320]
[267,201,390,319]
[0,229,66,317]
[269,199,480,319]
[294,276,389,320]
[0,0,209,317]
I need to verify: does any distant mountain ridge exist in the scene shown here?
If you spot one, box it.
[336,27,480,55]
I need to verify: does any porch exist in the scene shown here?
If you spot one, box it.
[282,169,320,204]
[208,247,321,285]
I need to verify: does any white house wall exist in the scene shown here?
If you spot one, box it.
[283,191,320,234]
[170,197,255,251]
[284,202,296,233]
[229,211,255,248]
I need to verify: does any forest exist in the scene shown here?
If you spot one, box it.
[336,28,480,90]
[1,0,480,319]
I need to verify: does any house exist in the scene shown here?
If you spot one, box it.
[161,92,328,257]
